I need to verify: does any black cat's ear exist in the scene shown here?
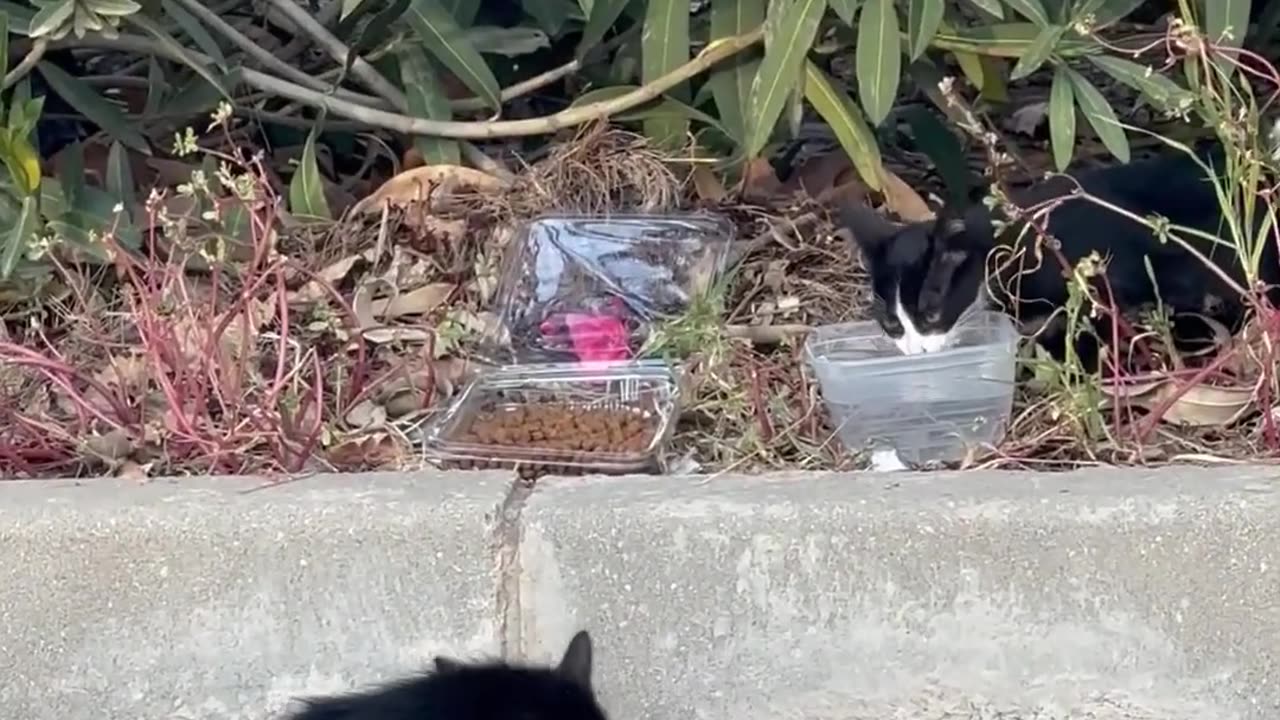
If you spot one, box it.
[837,202,900,254]
[433,656,465,673]
[933,212,966,240]
[288,696,358,720]
[556,630,594,690]
[960,204,997,249]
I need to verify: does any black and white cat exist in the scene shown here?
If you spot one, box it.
[838,136,1280,367]
[282,631,607,720]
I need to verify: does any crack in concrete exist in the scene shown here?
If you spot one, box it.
[491,476,533,660]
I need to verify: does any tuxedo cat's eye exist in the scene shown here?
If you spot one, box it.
[924,309,942,324]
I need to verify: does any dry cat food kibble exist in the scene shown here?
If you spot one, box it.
[442,403,659,477]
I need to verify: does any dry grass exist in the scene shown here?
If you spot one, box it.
[5,114,1280,479]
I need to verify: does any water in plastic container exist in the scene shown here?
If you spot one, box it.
[804,310,1019,465]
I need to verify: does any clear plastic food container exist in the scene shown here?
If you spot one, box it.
[804,310,1019,465]
[422,361,681,477]
[480,213,734,365]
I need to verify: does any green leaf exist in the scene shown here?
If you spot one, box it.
[906,0,945,60]
[641,0,690,99]
[569,86,727,135]
[1090,0,1145,27]
[1010,24,1064,80]
[1004,0,1050,26]
[745,0,826,156]
[165,68,229,118]
[963,0,1003,18]
[55,138,83,205]
[0,194,38,279]
[1065,67,1129,163]
[160,0,226,69]
[577,0,629,56]
[0,130,41,195]
[707,0,765,145]
[1202,0,1251,79]
[521,0,575,36]
[7,77,31,132]
[28,0,73,38]
[0,13,9,85]
[343,0,412,72]
[901,105,970,204]
[406,0,502,111]
[827,0,861,24]
[8,96,44,140]
[342,0,369,20]
[0,1,36,35]
[931,21,1095,58]
[1203,0,1251,48]
[288,127,331,222]
[802,60,883,191]
[399,46,461,165]
[1087,55,1194,115]
[105,141,135,206]
[80,0,140,16]
[641,0,691,146]
[142,56,167,116]
[36,60,151,154]
[441,0,480,25]
[464,25,551,56]
[124,13,227,102]
[856,0,901,126]
[1048,66,1075,171]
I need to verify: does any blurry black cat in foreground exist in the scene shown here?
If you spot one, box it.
[284,631,607,720]
[838,141,1280,368]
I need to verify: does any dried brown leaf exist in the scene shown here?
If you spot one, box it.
[789,153,858,199]
[352,283,377,330]
[692,165,727,202]
[1156,382,1256,427]
[327,432,407,470]
[82,428,133,462]
[344,398,388,429]
[362,327,434,344]
[290,254,362,304]
[116,459,153,483]
[371,283,453,320]
[351,164,509,216]
[384,389,426,417]
[740,157,785,202]
[879,168,933,221]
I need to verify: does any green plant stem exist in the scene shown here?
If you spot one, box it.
[169,0,377,106]
[47,26,765,139]
[276,0,342,64]
[3,38,47,90]
[263,0,408,110]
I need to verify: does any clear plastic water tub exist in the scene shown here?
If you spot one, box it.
[804,310,1019,465]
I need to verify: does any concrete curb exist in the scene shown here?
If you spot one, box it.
[2,466,1279,719]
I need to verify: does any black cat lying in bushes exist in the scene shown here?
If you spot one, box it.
[838,136,1280,370]
[283,631,607,720]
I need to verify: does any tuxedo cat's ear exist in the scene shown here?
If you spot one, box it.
[556,631,594,690]
[960,204,997,249]
[932,204,993,251]
[933,212,966,241]
[433,656,465,673]
[289,696,359,720]
[837,203,900,254]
